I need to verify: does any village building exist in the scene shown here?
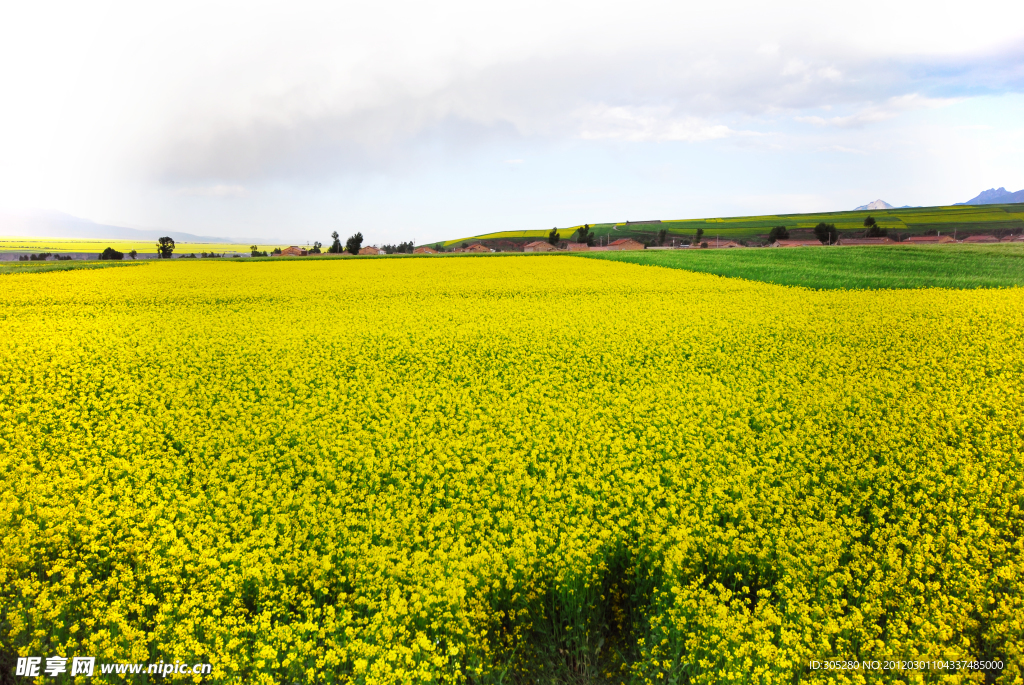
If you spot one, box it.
[564,242,590,251]
[904,235,954,244]
[276,246,307,256]
[1001,234,1024,242]
[358,246,384,256]
[413,246,438,254]
[523,241,556,252]
[962,235,999,243]
[606,238,645,251]
[836,237,896,246]
[771,239,826,247]
[707,240,742,248]
[463,243,492,253]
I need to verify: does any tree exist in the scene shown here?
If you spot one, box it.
[156,237,175,258]
[382,241,414,255]
[328,231,343,254]
[813,222,839,245]
[768,225,790,242]
[346,232,364,255]
[129,249,137,259]
[309,241,322,254]
[548,227,560,246]
[863,216,887,238]
[98,247,124,260]
[657,228,668,246]
[695,228,705,242]
[576,224,595,246]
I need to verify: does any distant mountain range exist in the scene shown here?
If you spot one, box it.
[956,187,1024,205]
[855,187,1024,211]
[855,199,894,210]
[0,210,267,244]
[854,199,916,210]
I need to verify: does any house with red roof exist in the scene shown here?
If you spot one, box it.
[771,239,826,247]
[606,238,645,251]
[836,237,896,246]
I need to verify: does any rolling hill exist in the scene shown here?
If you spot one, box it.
[433,202,1024,249]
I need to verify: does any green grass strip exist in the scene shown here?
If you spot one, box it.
[578,243,1024,289]
[0,261,145,276]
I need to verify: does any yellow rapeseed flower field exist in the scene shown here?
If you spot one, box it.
[1,257,1022,684]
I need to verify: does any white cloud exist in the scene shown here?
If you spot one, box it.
[797,94,963,128]
[576,105,749,142]
[174,185,248,198]
[818,145,868,155]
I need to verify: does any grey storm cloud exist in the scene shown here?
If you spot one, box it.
[5,0,1024,229]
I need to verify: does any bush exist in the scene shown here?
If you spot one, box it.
[98,247,124,260]
[768,226,790,242]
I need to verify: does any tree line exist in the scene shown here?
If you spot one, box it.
[124,218,889,262]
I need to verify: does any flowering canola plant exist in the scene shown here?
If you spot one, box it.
[1,257,1022,684]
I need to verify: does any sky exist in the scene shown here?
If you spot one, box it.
[1,0,1023,245]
